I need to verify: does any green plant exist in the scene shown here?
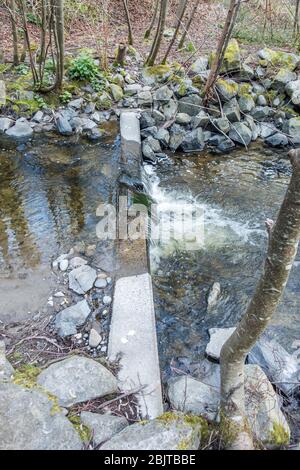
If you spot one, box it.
[26,12,41,26]
[68,52,100,82]
[34,94,47,109]
[59,90,72,104]
[15,64,30,76]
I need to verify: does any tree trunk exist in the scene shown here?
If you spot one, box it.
[220,148,300,448]
[10,0,19,65]
[122,0,133,46]
[178,0,200,50]
[144,0,159,39]
[115,43,127,66]
[204,0,241,103]
[52,0,64,90]
[294,0,300,36]
[146,0,168,66]
[162,0,188,64]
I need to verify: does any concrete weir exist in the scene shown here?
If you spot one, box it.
[108,112,163,419]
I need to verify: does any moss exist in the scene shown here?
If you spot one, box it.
[177,438,191,450]
[269,422,290,447]
[238,83,252,97]
[13,364,42,389]
[210,39,240,72]
[68,414,92,442]
[261,48,297,70]
[217,78,238,96]
[144,65,171,77]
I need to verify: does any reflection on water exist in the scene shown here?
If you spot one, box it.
[0,131,119,278]
[147,145,299,377]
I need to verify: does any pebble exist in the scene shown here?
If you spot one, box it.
[94,278,107,288]
[89,328,102,348]
[59,259,69,271]
[103,296,112,305]
[54,291,65,298]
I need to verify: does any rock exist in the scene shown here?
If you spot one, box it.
[109,84,123,101]
[80,412,128,446]
[143,136,161,153]
[138,90,153,107]
[59,259,69,272]
[175,113,192,124]
[257,95,267,107]
[265,133,289,147]
[259,122,277,138]
[248,333,300,396]
[68,98,84,109]
[0,383,82,450]
[37,356,118,407]
[153,85,173,103]
[0,80,6,106]
[191,57,209,73]
[32,110,44,123]
[90,111,106,123]
[140,111,155,129]
[56,116,73,136]
[178,94,202,116]
[238,95,255,113]
[6,119,33,140]
[101,414,201,450]
[228,122,252,146]
[273,69,297,90]
[0,341,14,383]
[243,116,258,141]
[155,128,170,147]
[216,137,235,153]
[111,73,124,87]
[285,117,300,144]
[239,63,255,80]
[55,299,91,337]
[124,83,142,96]
[152,109,165,123]
[71,117,97,132]
[142,140,156,161]
[169,124,186,151]
[89,329,102,348]
[69,265,97,294]
[207,282,221,311]
[98,92,112,110]
[251,106,274,121]
[181,128,205,152]
[223,99,240,122]
[161,99,178,120]
[85,102,96,114]
[168,376,220,421]
[216,78,238,101]
[258,48,300,70]
[103,295,112,305]
[141,126,158,138]
[69,257,87,269]
[285,79,300,97]
[94,278,107,288]
[0,117,13,132]
[221,38,241,72]
[191,112,209,130]
[212,117,230,134]
[205,327,236,360]
[142,65,172,86]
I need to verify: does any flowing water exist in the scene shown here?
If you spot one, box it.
[0,127,119,322]
[145,144,300,379]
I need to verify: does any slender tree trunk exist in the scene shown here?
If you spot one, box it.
[18,0,39,83]
[52,0,64,90]
[122,0,133,46]
[38,0,48,84]
[10,0,19,65]
[115,43,127,66]
[220,148,300,448]
[178,0,200,50]
[204,0,241,103]
[294,0,300,37]
[162,0,188,64]
[144,0,159,39]
[146,0,168,66]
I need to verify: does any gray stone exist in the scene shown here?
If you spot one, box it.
[124,83,143,96]
[285,79,300,97]
[138,90,153,107]
[257,95,267,106]
[169,124,186,151]
[238,95,255,113]
[0,117,13,132]
[91,111,106,123]
[207,282,221,311]
[140,111,155,129]
[252,82,265,95]
[161,99,178,120]
[178,94,202,116]
[69,265,97,294]
[142,141,156,161]
[175,113,191,124]
[212,117,230,134]
[101,414,201,450]
[273,69,297,90]
[109,84,123,101]
[191,57,209,73]
[245,115,259,140]
[206,327,236,360]
[0,80,6,106]
[59,259,69,271]
[216,137,235,153]
[181,128,205,152]
[152,109,165,123]
[141,126,158,138]
[155,128,170,147]
[153,85,173,102]
[192,111,210,129]
[32,111,44,123]
[56,116,73,136]
[144,136,161,153]
[103,295,112,305]
[248,333,300,396]
[258,48,300,70]
[265,133,289,147]
[81,412,128,445]
[6,120,33,139]
[71,117,97,131]
[259,122,277,138]
[0,341,14,383]
[55,299,91,337]
[216,79,238,101]
[37,356,118,407]
[285,117,300,144]
[0,383,82,450]
[69,256,88,269]
[85,102,96,114]
[89,328,102,348]
[228,122,252,146]
[239,63,255,80]
[223,99,240,122]
[68,98,84,109]
[94,278,107,288]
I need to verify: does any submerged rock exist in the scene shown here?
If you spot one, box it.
[101,413,201,450]
[80,412,128,446]
[0,383,82,450]
[37,356,118,407]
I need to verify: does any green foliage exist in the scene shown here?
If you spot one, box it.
[26,12,41,27]
[13,364,42,389]
[33,94,47,109]
[185,42,196,53]
[68,52,100,82]
[15,64,30,76]
[59,90,73,104]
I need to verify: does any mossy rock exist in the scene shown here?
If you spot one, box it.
[258,48,300,71]
[97,91,112,110]
[216,78,239,101]
[210,39,241,72]
[268,421,290,447]
[142,65,172,85]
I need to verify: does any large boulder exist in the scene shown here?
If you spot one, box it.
[54,299,91,337]
[258,48,300,70]
[37,356,118,407]
[80,412,128,446]
[169,124,186,151]
[211,39,241,73]
[68,265,97,294]
[273,69,297,91]
[0,383,82,450]
[6,119,33,140]
[101,413,201,450]
[285,117,300,144]
[178,94,202,116]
